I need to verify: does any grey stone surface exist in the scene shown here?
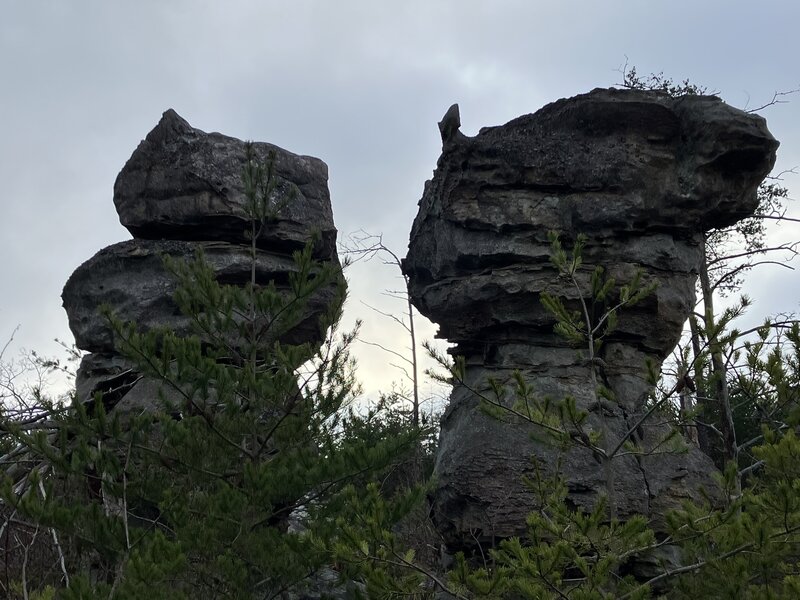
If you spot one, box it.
[404,88,778,550]
[64,111,343,414]
[63,239,337,355]
[114,109,337,259]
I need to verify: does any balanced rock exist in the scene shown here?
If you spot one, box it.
[404,88,778,549]
[63,110,343,412]
[114,109,337,259]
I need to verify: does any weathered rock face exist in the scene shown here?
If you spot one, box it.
[404,88,778,550]
[63,110,342,413]
[114,109,336,259]
[63,240,335,354]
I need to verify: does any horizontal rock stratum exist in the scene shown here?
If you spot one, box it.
[63,240,338,355]
[404,88,778,550]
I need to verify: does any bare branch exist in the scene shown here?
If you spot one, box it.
[0,325,20,364]
[359,301,411,333]
[706,242,799,267]
[357,339,414,367]
[745,87,800,113]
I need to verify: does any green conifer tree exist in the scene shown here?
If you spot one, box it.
[1,148,420,599]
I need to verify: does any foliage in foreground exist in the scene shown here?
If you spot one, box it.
[336,233,800,599]
[2,69,799,597]
[0,150,426,599]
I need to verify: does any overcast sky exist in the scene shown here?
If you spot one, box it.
[2,1,799,404]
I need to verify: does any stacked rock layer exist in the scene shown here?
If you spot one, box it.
[404,88,778,550]
[63,109,342,414]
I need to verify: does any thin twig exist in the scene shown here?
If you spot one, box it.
[37,479,70,587]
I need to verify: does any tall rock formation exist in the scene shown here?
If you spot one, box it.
[63,109,342,415]
[404,88,778,550]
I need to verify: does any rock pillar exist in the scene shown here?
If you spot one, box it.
[403,88,778,549]
[63,109,342,415]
